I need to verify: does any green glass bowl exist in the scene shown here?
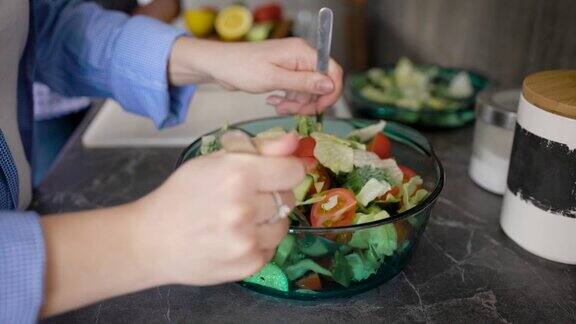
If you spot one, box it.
[345,67,489,128]
[176,117,444,299]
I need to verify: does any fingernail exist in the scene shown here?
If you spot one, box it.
[315,79,334,94]
[266,96,282,105]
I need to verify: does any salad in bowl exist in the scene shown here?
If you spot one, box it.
[177,117,444,299]
[346,57,488,128]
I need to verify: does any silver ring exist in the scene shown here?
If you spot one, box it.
[270,191,291,223]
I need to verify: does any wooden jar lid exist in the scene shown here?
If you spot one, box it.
[522,70,576,119]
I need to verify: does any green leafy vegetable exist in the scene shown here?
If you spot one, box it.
[343,166,396,193]
[352,150,403,186]
[401,188,429,212]
[352,209,390,225]
[349,210,397,257]
[200,135,220,155]
[255,126,286,140]
[356,178,392,206]
[332,251,352,287]
[360,86,397,105]
[345,248,381,282]
[447,71,473,98]
[360,57,474,111]
[346,120,387,142]
[400,176,425,212]
[284,259,332,280]
[311,132,354,174]
[297,194,326,206]
[296,116,320,136]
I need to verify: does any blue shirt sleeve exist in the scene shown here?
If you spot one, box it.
[33,1,196,128]
[0,212,44,324]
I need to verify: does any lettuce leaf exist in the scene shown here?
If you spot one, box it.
[332,251,352,287]
[356,178,391,206]
[346,120,387,143]
[352,151,404,186]
[401,188,429,212]
[296,116,321,136]
[345,248,381,282]
[284,259,332,280]
[255,126,287,140]
[350,224,397,257]
[200,135,220,155]
[352,209,390,225]
[343,166,394,194]
[297,194,326,206]
[311,132,355,174]
[394,57,430,106]
[400,176,426,212]
[448,71,473,98]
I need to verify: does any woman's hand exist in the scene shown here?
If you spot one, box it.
[169,37,343,115]
[41,134,304,316]
[134,133,304,285]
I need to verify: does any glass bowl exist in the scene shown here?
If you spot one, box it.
[176,117,444,299]
[345,67,489,128]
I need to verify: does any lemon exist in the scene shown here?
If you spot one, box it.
[184,9,215,37]
[215,5,253,41]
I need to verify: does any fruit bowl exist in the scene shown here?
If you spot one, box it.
[176,117,444,299]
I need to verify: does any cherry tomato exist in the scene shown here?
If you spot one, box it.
[253,4,282,22]
[294,136,316,158]
[368,132,392,159]
[399,165,417,182]
[311,188,357,227]
[296,273,322,291]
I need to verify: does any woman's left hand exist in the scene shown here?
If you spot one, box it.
[169,37,343,115]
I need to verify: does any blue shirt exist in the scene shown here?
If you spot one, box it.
[0,1,195,322]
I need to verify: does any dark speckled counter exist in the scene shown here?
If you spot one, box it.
[37,109,575,323]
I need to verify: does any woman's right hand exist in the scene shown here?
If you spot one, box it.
[134,133,305,286]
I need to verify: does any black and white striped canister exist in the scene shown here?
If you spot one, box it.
[500,70,576,264]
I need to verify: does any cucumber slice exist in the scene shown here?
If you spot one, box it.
[273,235,296,267]
[243,263,289,292]
[293,174,313,202]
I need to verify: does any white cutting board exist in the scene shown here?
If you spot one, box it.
[82,84,351,148]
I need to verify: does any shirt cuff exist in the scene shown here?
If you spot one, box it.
[110,16,196,128]
[0,212,45,323]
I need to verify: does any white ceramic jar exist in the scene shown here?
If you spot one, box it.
[469,89,519,195]
[500,70,576,264]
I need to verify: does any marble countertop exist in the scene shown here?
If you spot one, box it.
[37,109,575,323]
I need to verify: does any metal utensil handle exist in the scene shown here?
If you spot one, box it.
[315,7,334,124]
[316,7,333,75]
